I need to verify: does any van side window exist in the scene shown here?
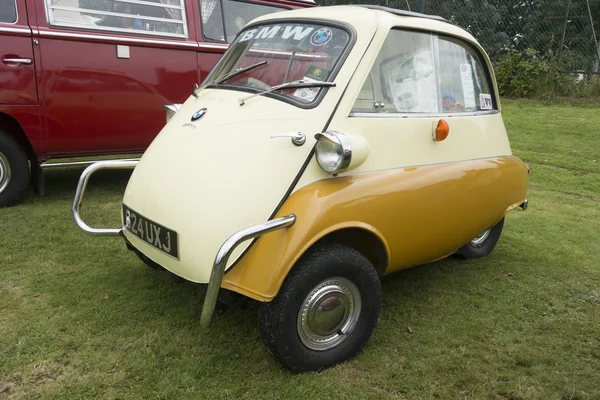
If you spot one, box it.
[351,29,496,114]
[45,0,188,38]
[200,0,285,43]
[0,0,18,23]
[438,36,495,113]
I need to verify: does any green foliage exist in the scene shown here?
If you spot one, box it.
[494,47,600,98]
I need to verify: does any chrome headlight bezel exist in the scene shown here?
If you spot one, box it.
[314,131,352,175]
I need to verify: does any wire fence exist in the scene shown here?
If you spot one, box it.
[320,0,600,73]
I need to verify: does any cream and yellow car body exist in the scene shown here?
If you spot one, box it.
[120,6,528,299]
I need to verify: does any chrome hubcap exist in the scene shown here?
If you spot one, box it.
[470,229,491,247]
[297,277,361,351]
[0,152,11,194]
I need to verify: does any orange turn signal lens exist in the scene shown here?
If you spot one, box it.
[434,119,450,142]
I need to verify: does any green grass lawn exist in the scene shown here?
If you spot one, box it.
[1,100,599,399]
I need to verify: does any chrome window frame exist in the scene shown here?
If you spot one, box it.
[0,0,18,25]
[44,0,189,39]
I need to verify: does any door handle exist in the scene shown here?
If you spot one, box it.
[270,131,306,146]
[2,58,32,65]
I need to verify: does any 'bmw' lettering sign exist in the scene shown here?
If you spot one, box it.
[191,108,207,121]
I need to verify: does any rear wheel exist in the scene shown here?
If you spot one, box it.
[458,217,505,259]
[0,132,30,207]
[258,243,382,372]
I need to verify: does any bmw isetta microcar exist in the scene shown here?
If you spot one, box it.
[73,5,529,372]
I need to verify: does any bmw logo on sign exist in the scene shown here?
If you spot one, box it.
[191,108,207,121]
[310,28,333,47]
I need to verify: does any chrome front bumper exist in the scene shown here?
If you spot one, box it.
[73,160,296,328]
[73,160,139,235]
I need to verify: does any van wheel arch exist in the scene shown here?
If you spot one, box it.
[311,227,389,276]
[0,113,36,160]
[0,113,35,207]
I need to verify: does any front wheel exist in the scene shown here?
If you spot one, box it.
[257,243,382,372]
[458,217,505,259]
[0,132,30,207]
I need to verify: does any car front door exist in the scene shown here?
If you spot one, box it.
[0,0,38,106]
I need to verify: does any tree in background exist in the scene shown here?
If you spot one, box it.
[319,0,600,71]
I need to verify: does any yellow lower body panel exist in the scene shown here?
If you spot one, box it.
[222,156,528,302]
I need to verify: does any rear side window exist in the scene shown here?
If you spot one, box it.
[352,29,495,114]
[0,0,18,23]
[438,36,494,113]
[45,0,188,38]
[200,0,285,43]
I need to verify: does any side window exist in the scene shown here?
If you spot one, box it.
[438,36,494,112]
[199,0,285,43]
[353,30,438,114]
[46,0,188,38]
[352,29,495,114]
[0,0,18,23]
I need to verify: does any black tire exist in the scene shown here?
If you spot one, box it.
[257,243,382,372]
[0,132,30,207]
[458,217,505,259]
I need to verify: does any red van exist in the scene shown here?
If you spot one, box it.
[0,0,314,207]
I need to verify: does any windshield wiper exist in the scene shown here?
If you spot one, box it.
[238,80,336,106]
[216,61,268,84]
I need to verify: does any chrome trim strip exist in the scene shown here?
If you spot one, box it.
[349,110,500,118]
[520,199,528,210]
[42,157,140,169]
[198,43,228,50]
[72,160,139,236]
[200,214,296,328]
[0,26,30,34]
[37,29,198,47]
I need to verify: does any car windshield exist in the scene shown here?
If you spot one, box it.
[203,22,351,105]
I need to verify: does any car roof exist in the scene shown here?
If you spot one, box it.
[250,5,479,47]
[358,5,447,23]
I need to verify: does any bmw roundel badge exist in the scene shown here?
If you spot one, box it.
[191,108,207,121]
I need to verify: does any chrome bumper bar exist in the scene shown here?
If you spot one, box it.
[42,157,140,170]
[200,214,296,328]
[72,160,139,235]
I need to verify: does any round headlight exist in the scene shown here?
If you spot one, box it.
[315,131,352,175]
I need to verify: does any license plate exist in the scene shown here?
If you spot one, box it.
[122,204,179,259]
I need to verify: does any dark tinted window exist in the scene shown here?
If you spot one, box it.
[0,0,17,23]
[200,0,285,43]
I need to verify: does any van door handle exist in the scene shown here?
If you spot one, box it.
[2,58,32,65]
